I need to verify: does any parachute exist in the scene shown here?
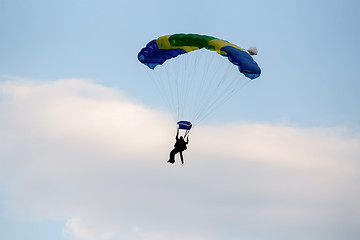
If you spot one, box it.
[138,33,261,132]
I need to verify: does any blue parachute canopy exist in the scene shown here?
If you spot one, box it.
[137,34,261,79]
[177,121,192,130]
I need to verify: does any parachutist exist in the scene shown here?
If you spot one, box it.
[168,129,189,164]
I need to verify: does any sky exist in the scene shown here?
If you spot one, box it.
[0,0,360,240]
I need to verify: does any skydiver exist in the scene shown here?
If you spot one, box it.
[168,129,189,164]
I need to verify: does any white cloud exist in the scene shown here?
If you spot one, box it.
[0,78,360,240]
[63,218,115,240]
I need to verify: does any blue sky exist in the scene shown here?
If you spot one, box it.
[1,0,359,126]
[1,0,360,240]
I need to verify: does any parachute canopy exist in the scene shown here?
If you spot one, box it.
[138,33,261,79]
[177,121,192,130]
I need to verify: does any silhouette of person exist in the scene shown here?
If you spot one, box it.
[168,129,189,164]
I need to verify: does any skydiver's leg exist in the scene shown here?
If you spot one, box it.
[168,148,177,163]
[179,151,184,164]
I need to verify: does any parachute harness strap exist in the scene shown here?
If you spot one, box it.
[184,129,190,138]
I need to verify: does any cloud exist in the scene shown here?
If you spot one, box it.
[0,78,360,240]
[63,218,115,240]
